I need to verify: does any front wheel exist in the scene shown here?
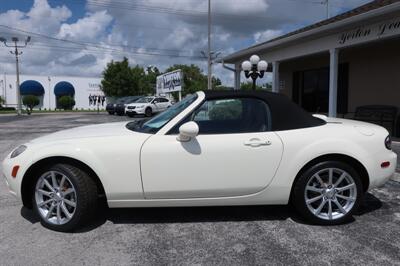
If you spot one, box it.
[292,161,363,225]
[145,107,152,117]
[32,164,98,232]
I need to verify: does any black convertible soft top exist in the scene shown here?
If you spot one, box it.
[203,90,326,131]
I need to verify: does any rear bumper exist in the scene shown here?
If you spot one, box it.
[366,150,397,189]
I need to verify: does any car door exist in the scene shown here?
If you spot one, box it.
[158,98,169,111]
[140,96,284,199]
[151,98,162,112]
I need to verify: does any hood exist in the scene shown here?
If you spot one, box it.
[30,122,133,144]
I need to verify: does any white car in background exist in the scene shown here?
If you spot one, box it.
[125,96,171,117]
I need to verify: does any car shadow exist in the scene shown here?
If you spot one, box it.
[20,192,383,233]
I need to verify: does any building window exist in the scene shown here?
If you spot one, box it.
[293,63,348,114]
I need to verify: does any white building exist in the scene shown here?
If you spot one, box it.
[0,74,104,110]
[222,0,400,136]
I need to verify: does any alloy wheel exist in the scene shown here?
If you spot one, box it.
[35,171,77,225]
[304,167,357,220]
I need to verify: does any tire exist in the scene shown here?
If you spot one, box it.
[108,111,114,115]
[145,107,152,117]
[292,161,363,225]
[32,164,98,232]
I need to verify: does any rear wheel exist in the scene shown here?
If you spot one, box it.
[32,164,98,232]
[145,107,152,117]
[292,161,363,225]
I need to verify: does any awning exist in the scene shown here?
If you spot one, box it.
[20,80,45,96]
[54,81,75,96]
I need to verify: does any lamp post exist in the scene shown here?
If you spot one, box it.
[241,55,268,90]
[48,76,51,110]
[0,36,31,115]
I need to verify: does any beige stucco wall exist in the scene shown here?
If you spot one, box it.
[277,37,400,113]
[342,37,400,112]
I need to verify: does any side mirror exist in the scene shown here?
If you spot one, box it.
[177,121,199,142]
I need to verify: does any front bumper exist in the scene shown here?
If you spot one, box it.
[2,156,20,198]
[126,108,145,115]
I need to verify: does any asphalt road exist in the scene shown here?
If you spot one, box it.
[0,113,400,266]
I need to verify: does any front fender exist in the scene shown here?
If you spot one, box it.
[12,135,147,201]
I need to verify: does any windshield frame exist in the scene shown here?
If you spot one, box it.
[126,92,203,134]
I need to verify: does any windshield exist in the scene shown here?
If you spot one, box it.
[135,97,154,103]
[126,93,198,134]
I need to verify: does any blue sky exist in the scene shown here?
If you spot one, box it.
[0,0,371,85]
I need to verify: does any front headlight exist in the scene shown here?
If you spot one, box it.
[137,105,145,108]
[10,145,27,158]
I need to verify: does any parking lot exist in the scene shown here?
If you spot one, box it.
[0,113,400,265]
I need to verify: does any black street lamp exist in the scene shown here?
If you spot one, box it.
[241,55,268,90]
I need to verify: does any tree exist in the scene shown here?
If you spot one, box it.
[240,82,264,90]
[165,64,221,96]
[22,95,40,114]
[101,57,136,97]
[58,96,75,110]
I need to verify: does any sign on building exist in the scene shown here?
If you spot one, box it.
[156,69,183,95]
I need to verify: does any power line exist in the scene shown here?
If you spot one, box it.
[0,25,204,57]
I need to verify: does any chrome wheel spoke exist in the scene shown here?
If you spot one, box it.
[336,183,355,192]
[306,186,323,193]
[333,199,347,214]
[334,172,346,187]
[43,179,55,192]
[38,199,53,207]
[37,189,52,197]
[328,200,333,220]
[336,194,355,202]
[306,194,323,204]
[61,203,72,219]
[56,204,62,224]
[63,188,74,196]
[59,176,66,189]
[46,204,55,219]
[64,199,76,208]
[51,172,58,188]
[314,174,325,187]
[328,169,333,186]
[314,199,327,215]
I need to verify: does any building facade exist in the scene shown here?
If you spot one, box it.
[0,74,104,110]
[222,0,400,124]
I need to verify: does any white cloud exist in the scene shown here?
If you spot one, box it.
[253,29,282,43]
[0,0,373,87]
[58,11,113,41]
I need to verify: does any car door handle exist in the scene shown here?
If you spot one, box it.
[244,138,271,147]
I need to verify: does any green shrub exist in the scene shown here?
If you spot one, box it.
[58,96,76,110]
[209,100,242,120]
[22,95,40,114]
[0,96,4,107]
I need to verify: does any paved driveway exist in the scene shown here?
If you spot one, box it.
[0,113,399,265]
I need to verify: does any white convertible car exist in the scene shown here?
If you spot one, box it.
[2,90,396,231]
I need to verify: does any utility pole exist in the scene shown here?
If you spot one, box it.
[325,0,330,19]
[207,0,211,90]
[0,36,31,115]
